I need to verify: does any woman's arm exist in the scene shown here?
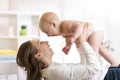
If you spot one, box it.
[74,42,101,79]
[45,42,101,80]
[44,26,101,79]
[63,26,101,79]
[62,22,84,54]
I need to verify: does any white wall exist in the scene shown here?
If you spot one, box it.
[0,0,9,11]
[9,0,63,17]
[62,0,120,62]
[0,0,120,63]
[103,0,120,62]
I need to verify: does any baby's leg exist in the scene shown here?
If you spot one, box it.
[88,31,119,67]
[99,46,119,67]
[87,31,104,58]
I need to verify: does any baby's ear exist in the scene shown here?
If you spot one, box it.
[34,53,42,60]
[50,21,56,27]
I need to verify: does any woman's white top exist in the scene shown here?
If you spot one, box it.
[77,44,110,80]
[41,42,109,80]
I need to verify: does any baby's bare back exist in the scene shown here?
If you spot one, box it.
[61,20,91,39]
[61,20,92,54]
[61,20,82,37]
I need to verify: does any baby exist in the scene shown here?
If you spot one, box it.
[39,12,119,67]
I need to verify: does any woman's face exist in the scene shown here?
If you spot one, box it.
[31,40,54,61]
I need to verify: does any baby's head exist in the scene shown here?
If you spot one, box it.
[39,12,61,36]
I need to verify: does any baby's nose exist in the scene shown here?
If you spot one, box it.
[47,34,53,36]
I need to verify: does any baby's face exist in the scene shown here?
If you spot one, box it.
[42,25,59,36]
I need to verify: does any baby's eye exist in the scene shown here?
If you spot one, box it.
[45,32,48,34]
[43,31,48,34]
[40,42,43,44]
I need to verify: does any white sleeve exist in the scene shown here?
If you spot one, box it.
[77,46,87,64]
[69,42,101,79]
[42,42,101,80]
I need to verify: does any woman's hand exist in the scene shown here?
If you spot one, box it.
[75,25,89,47]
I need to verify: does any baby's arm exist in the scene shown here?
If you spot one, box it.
[62,37,73,54]
[62,22,84,54]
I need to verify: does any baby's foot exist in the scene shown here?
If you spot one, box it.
[110,63,120,67]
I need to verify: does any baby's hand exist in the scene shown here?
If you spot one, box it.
[62,46,71,55]
[63,37,75,55]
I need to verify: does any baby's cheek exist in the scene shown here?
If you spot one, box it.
[61,33,66,37]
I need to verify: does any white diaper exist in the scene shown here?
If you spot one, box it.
[89,22,107,42]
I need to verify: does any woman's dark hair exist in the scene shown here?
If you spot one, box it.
[16,41,44,80]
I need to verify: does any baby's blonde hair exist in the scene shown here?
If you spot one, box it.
[39,12,59,32]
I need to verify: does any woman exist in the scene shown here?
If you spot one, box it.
[16,28,108,80]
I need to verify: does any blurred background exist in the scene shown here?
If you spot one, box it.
[0,0,120,79]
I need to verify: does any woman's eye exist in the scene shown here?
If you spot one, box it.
[38,40,41,44]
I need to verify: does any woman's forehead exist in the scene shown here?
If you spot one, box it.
[31,40,48,45]
[30,40,39,44]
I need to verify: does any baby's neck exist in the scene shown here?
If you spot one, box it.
[57,21,62,35]
[59,21,64,34]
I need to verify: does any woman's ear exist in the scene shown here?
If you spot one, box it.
[34,53,42,60]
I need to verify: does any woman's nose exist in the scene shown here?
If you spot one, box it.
[45,41,50,47]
